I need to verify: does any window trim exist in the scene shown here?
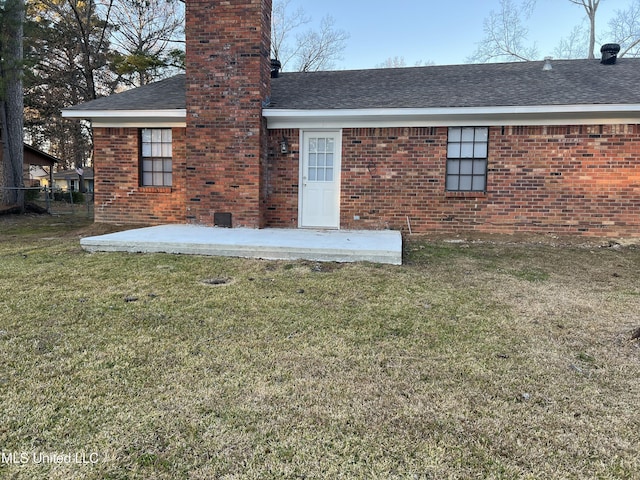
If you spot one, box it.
[446,126,489,193]
[139,128,173,188]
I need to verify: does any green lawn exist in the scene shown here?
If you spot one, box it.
[1,214,639,479]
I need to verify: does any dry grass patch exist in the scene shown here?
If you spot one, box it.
[1,215,639,479]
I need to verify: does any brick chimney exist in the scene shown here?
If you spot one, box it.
[185,0,272,227]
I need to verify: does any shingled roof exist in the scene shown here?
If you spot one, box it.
[66,75,186,111]
[269,58,640,110]
[63,57,640,115]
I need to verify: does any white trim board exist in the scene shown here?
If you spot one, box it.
[60,104,640,129]
[264,105,640,129]
[61,109,187,128]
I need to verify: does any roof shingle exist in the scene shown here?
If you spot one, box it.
[67,75,186,111]
[269,58,640,110]
[64,58,640,114]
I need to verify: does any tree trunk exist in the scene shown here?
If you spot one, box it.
[588,6,597,59]
[0,0,25,210]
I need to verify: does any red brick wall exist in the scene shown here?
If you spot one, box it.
[265,125,640,237]
[92,127,187,224]
[263,129,299,227]
[185,0,272,227]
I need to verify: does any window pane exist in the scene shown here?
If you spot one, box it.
[474,160,487,175]
[472,175,486,191]
[309,138,317,152]
[308,168,316,181]
[447,143,461,158]
[446,175,459,190]
[309,153,317,167]
[474,143,488,158]
[317,153,325,167]
[325,168,333,181]
[475,127,489,142]
[447,159,460,175]
[141,128,173,187]
[460,160,474,174]
[448,127,461,142]
[459,176,472,190]
[318,138,326,152]
[326,153,334,167]
[326,138,334,153]
[460,143,474,158]
[461,127,475,142]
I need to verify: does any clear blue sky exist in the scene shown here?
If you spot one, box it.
[292,0,630,69]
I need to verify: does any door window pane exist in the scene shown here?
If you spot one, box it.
[325,168,333,182]
[307,135,338,183]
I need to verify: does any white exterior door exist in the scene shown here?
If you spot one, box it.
[299,130,342,229]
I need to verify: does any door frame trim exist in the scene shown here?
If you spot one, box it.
[298,129,343,229]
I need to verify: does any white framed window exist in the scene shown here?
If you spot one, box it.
[140,128,172,187]
[446,127,488,192]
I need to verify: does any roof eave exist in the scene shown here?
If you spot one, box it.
[263,105,640,129]
[59,104,640,129]
[61,109,187,128]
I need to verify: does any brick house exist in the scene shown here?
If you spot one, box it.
[63,0,640,237]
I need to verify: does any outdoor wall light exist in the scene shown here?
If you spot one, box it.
[280,136,289,154]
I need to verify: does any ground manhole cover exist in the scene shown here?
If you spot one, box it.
[200,277,234,286]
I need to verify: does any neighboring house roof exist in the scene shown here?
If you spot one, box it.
[62,58,640,128]
[18,144,60,167]
[53,167,94,181]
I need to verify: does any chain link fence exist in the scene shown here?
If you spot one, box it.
[1,186,94,217]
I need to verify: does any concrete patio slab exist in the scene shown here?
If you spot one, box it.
[80,225,403,265]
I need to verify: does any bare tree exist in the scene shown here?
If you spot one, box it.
[568,0,601,59]
[293,15,349,72]
[607,0,640,57]
[376,56,408,69]
[271,0,309,70]
[109,0,185,87]
[271,0,348,72]
[468,0,539,63]
[0,0,25,209]
[554,24,590,59]
[375,56,434,68]
[26,0,114,172]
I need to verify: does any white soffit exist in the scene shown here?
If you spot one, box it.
[60,109,187,128]
[263,105,640,129]
[60,105,640,129]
